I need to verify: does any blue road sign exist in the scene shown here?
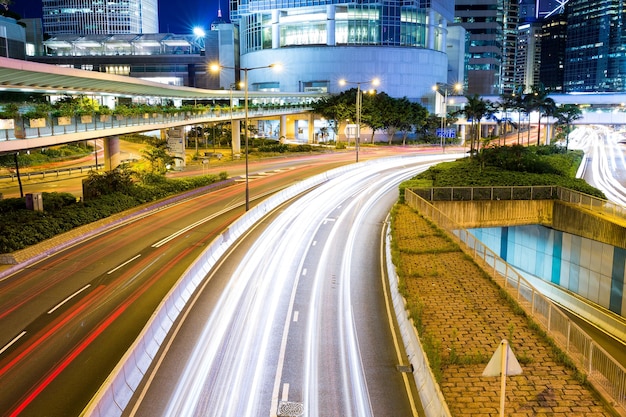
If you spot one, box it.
[436,128,456,138]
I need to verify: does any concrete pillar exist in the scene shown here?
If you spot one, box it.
[308,113,315,143]
[279,114,287,140]
[459,124,466,146]
[427,10,436,50]
[232,120,241,155]
[272,10,280,49]
[103,135,121,171]
[327,5,336,46]
[440,18,447,54]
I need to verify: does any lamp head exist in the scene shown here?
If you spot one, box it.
[269,63,283,72]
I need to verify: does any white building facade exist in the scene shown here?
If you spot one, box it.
[228,0,458,102]
[42,0,159,35]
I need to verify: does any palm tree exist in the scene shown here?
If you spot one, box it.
[530,85,557,146]
[456,94,491,156]
[554,104,583,149]
[500,86,524,144]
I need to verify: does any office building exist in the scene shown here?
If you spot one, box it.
[42,0,159,35]
[514,22,542,92]
[0,15,26,59]
[227,0,458,103]
[540,14,567,92]
[455,0,519,95]
[564,0,626,92]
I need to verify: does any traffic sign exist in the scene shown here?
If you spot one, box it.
[436,128,456,138]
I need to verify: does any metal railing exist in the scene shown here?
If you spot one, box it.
[406,188,626,413]
[0,105,311,142]
[413,185,626,223]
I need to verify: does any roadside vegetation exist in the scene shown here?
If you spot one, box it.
[0,170,229,254]
[399,144,605,201]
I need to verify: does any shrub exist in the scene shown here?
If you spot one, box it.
[0,172,231,254]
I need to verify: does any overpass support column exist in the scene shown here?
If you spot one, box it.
[232,120,241,156]
[279,115,287,140]
[308,113,315,143]
[103,135,121,171]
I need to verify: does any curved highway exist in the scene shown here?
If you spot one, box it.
[571,125,626,204]
[125,154,458,417]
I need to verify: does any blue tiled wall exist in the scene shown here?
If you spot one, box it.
[471,225,626,316]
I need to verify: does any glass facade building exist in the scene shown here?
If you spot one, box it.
[454,0,518,95]
[227,0,458,102]
[564,0,626,92]
[42,0,159,35]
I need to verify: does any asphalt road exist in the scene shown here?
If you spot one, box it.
[0,146,444,416]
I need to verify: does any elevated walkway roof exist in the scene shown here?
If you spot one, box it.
[0,57,324,101]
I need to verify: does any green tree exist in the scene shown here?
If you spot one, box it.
[553,104,583,150]
[398,101,428,145]
[82,169,134,199]
[142,140,177,175]
[310,92,353,143]
[455,94,491,156]
[530,85,557,146]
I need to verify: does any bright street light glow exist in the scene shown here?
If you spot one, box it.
[193,27,206,37]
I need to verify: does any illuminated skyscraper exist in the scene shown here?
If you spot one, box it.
[455,0,519,95]
[227,0,460,101]
[564,0,626,92]
[42,0,159,35]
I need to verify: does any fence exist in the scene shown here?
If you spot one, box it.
[412,185,626,224]
[406,187,626,414]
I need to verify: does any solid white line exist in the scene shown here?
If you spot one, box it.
[47,284,91,314]
[151,206,233,248]
[107,254,141,275]
[282,383,290,402]
[0,331,26,356]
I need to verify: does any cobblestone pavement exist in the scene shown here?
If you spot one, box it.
[393,203,617,417]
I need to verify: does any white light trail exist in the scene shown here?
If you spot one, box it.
[156,154,459,417]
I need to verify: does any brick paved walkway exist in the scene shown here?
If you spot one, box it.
[392,203,616,416]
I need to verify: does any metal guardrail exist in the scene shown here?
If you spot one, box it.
[0,164,103,181]
[406,188,626,414]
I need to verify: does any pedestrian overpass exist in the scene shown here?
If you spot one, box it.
[0,57,323,169]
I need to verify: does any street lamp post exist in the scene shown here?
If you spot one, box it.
[211,63,281,211]
[229,82,236,161]
[339,78,380,162]
[433,83,462,153]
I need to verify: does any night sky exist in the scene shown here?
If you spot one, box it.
[12,0,223,35]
